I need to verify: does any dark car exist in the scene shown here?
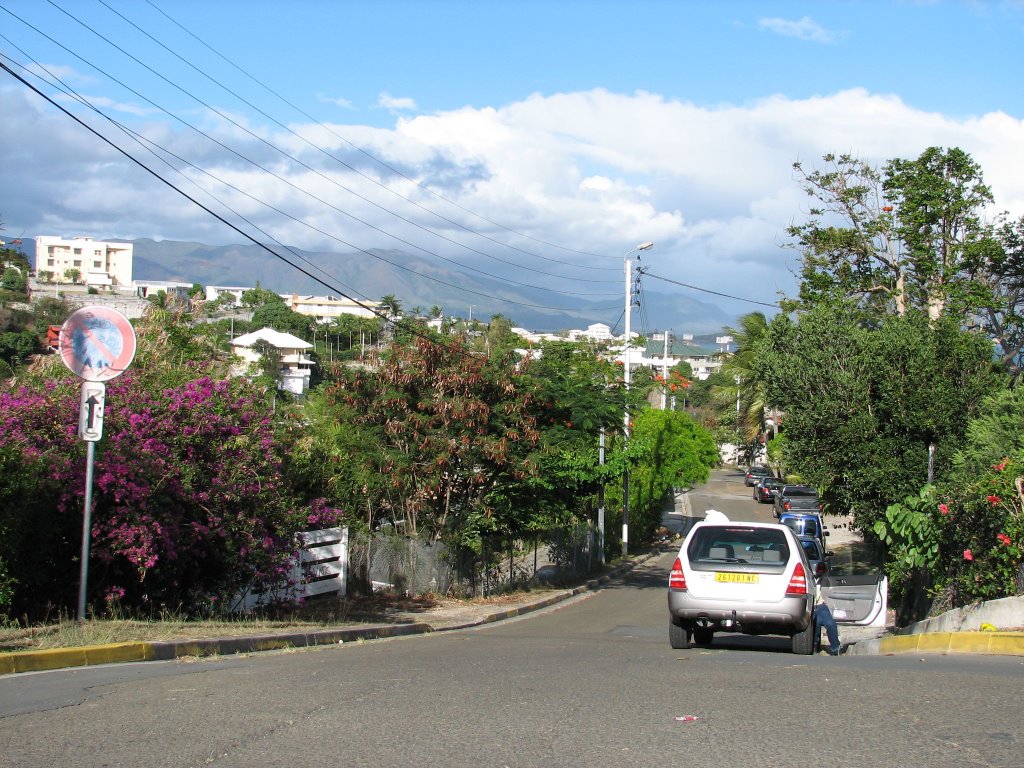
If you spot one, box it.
[753,475,785,503]
[744,465,772,486]
[798,535,831,579]
[773,484,822,518]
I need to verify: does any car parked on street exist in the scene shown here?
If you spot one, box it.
[667,513,816,654]
[744,465,772,486]
[798,535,830,579]
[772,484,822,517]
[779,511,829,549]
[753,475,785,503]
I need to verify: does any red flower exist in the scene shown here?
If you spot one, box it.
[882,205,894,212]
[987,495,1002,505]
[993,459,1008,471]
[938,503,950,515]
[963,549,974,561]
[997,533,1012,547]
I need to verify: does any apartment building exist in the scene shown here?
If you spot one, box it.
[283,293,381,322]
[35,236,133,287]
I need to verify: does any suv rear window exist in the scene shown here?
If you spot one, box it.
[782,517,820,537]
[687,526,790,570]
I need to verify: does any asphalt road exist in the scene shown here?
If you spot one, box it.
[2,471,1022,768]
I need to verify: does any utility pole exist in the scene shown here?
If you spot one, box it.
[598,427,606,566]
[661,329,670,410]
[622,241,653,558]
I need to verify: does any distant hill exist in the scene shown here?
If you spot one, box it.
[27,237,738,334]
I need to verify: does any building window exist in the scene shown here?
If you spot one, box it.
[93,261,102,268]
[73,248,82,255]
[47,259,54,266]
[73,260,81,267]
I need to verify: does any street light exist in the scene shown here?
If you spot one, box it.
[622,240,653,557]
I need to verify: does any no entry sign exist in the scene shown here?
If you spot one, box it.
[59,305,137,382]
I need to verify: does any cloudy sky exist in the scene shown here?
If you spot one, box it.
[1,0,1022,321]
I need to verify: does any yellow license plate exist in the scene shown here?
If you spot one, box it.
[715,572,759,584]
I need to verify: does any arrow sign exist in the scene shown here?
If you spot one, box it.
[79,382,106,442]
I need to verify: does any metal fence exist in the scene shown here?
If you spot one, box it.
[346,522,599,598]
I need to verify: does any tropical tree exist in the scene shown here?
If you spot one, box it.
[378,294,402,318]
[757,301,1003,532]
[306,335,541,541]
[711,312,770,443]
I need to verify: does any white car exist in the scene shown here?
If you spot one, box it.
[668,513,889,653]
[667,515,816,653]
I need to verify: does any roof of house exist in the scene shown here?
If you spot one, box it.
[231,327,312,350]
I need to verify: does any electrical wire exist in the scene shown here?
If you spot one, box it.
[141,0,618,263]
[0,56,618,367]
[645,271,781,309]
[39,0,621,286]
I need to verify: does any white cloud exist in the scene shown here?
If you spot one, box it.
[3,78,1022,321]
[758,15,838,43]
[316,94,355,110]
[378,92,418,112]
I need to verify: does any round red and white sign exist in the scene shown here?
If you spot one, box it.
[59,306,137,382]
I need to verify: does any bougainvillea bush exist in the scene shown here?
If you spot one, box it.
[0,360,333,620]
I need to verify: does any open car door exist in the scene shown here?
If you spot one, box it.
[820,541,888,628]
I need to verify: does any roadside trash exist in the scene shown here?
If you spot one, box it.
[980,623,997,632]
[673,715,701,723]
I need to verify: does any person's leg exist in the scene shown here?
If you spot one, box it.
[815,604,841,654]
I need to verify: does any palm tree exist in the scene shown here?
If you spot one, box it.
[711,312,770,442]
[378,294,402,318]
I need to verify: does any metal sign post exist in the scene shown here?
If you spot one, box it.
[59,306,136,621]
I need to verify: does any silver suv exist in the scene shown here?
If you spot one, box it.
[667,515,815,654]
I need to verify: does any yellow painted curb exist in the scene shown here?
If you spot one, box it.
[0,642,154,674]
[878,632,1024,656]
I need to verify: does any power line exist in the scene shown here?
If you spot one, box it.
[44,0,621,282]
[0,3,619,300]
[141,0,618,264]
[645,271,781,309]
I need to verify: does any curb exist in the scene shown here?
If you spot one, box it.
[846,631,1024,657]
[0,548,667,676]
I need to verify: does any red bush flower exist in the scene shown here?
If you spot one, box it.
[963,549,974,561]
[997,533,1012,547]
[993,459,1008,471]
[938,503,950,515]
[987,495,1002,505]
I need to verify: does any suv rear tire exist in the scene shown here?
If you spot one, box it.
[669,619,691,650]
[791,620,815,655]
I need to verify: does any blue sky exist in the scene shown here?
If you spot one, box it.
[1,0,1023,323]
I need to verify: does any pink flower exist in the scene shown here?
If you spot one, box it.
[938,503,950,515]
[997,533,1012,547]
[963,549,974,561]
[987,495,1002,505]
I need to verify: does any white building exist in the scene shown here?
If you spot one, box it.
[35,236,133,287]
[134,280,193,303]
[230,327,315,395]
[282,293,381,322]
[205,285,249,305]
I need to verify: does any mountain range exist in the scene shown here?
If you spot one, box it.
[28,237,738,336]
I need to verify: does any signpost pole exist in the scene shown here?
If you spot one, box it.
[78,440,96,622]
[59,306,136,623]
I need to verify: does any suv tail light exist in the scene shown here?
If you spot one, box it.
[669,558,687,590]
[786,562,808,595]
[783,501,791,511]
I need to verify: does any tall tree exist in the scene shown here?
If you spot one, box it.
[757,301,1003,531]
[711,312,770,442]
[789,147,997,324]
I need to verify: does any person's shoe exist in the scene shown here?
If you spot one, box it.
[826,646,841,656]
